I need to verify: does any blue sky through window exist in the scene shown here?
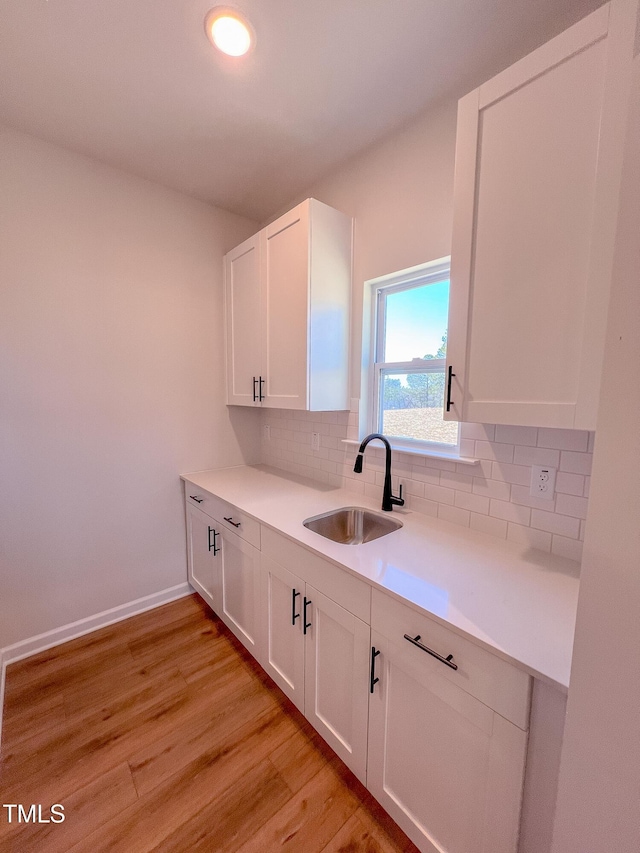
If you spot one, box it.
[383,280,449,362]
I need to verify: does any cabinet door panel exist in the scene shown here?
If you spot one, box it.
[185,502,220,612]
[218,525,261,658]
[262,204,309,408]
[446,7,613,428]
[368,631,527,853]
[304,586,370,785]
[225,233,261,406]
[261,555,305,711]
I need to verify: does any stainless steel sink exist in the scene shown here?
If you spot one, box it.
[303,506,402,544]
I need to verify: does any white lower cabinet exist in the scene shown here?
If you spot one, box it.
[185,501,221,612]
[185,487,531,853]
[368,592,530,853]
[217,525,261,659]
[261,553,370,784]
[185,494,261,659]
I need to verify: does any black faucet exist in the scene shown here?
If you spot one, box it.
[353,433,404,512]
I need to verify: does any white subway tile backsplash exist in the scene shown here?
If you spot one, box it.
[459,438,476,457]
[424,483,456,505]
[470,513,508,539]
[260,407,590,561]
[507,523,552,552]
[472,477,511,501]
[530,509,580,539]
[438,504,470,527]
[559,450,593,475]
[555,493,589,520]
[551,535,583,562]
[490,499,531,525]
[495,425,538,446]
[555,471,585,496]
[408,495,439,517]
[455,490,490,514]
[491,462,530,486]
[537,428,589,452]
[460,422,495,441]
[403,478,426,498]
[583,476,591,498]
[439,471,473,492]
[411,466,441,485]
[475,441,515,463]
[513,445,560,468]
[510,483,557,511]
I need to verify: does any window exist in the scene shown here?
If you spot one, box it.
[369,259,459,453]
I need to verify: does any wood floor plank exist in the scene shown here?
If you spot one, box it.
[4,638,134,706]
[268,718,334,794]
[0,693,66,750]
[233,763,360,853]
[129,672,279,796]
[0,666,189,792]
[0,762,137,853]
[319,806,421,853]
[0,594,420,853]
[149,758,292,853]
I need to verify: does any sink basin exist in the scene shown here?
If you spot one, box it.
[303,506,402,544]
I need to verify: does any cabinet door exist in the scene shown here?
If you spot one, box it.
[225,233,262,406]
[368,630,527,853]
[260,554,305,711]
[185,502,220,612]
[217,524,262,659]
[446,6,625,429]
[304,585,370,785]
[262,202,310,409]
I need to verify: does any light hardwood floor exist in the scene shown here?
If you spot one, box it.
[0,594,420,853]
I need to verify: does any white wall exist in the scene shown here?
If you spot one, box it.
[551,52,640,853]
[0,127,260,649]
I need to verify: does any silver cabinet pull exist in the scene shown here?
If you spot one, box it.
[223,516,241,528]
[404,634,458,670]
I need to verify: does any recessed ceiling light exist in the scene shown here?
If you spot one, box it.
[204,7,254,57]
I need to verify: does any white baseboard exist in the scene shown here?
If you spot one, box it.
[0,582,192,747]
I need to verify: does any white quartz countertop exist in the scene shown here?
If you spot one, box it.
[182,464,579,690]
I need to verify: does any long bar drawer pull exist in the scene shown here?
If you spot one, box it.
[189,495,204,503]
[404,634,458,670]
[223,516,241,528]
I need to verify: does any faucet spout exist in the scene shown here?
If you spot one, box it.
[353,433,404,512]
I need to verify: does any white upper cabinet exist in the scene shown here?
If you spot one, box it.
[224,198,352,411]
[446,3,636,429]
[225,233,261,406]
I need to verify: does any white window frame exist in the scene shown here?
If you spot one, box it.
[365,258,460,456]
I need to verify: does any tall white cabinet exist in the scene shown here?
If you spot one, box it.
[445,3,636,429]
[224,198,352,411]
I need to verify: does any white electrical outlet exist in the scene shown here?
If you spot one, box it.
[311,432,320,452]
[530,465,556,499]
[263,424,271,441]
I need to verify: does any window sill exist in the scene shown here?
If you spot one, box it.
[341,439,479,466]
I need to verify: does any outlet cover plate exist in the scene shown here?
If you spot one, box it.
[530,465,556,499]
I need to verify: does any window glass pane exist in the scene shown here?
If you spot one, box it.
[380,370,458,445]
[383,280,449,362]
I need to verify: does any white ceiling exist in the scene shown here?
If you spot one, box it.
[0,0,605,221]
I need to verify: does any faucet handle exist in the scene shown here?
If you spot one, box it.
[391,483,404,507]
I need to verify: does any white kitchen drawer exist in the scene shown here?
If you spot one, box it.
[372,588,531,730]
[184,484,261,550]
[261,526,370,624]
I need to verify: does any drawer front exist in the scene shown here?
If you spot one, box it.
[184,485,261,550]
[261,527,370,624]
[371,588,531,730]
